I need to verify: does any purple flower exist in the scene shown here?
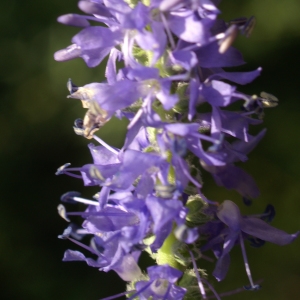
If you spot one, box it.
[132,265,186,300]
[201,200,299,283]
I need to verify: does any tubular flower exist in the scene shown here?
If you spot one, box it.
[54,0,298,299]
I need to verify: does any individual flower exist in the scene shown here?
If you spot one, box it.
[131,265,186,300]
[200,200,299,285]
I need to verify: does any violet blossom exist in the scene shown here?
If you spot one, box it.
[54,0,298,299]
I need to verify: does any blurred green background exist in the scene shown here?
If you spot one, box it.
[0,0,299,299]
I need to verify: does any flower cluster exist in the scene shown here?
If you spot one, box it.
[55,1,298,299]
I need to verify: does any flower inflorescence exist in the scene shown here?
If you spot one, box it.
[54,1,298,299]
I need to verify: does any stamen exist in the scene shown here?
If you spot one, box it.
[206,279,263,298]
[56,163,84,179]
[155,184,176,199]
[228,17,248,27]
[62,172,83,179]
[58,225,72,239]
[99,290,136,300]
[188,249,207,299]
[92,135,119,155]
[60,191,100,206]
[239,233,261,290]
[242,16,256,38]
[73,196,99,206]
[250,204,275,222]
[68,236,100,256]
[259,91,279,108]
[127,107,143,130]
[201,278,221,300]
[57,204,71,222]
[67,78,78,94]
[208,134,224,153]
[127,281,153,300]
[60,191,81,204]
[89,165,105,180]
[68,223,87,240]
[177,157,201,188]
[196,188,219,206]
[160,12,176,49]
[190,132,222,145]
[56,163,71,175]
[218,25,239,54]
[261,204,275,222]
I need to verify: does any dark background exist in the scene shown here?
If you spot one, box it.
[0,0,299,299]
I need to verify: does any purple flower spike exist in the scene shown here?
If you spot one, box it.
[54,1,297,298]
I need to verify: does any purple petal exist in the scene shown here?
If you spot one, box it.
[165,123,199,136]
[169,10,212,43]
[212,164,260,199]
[147,265,183,283]
[213,253,230,281]
[84,80,143,113]
[88,144,119,165]
[217,200,242,231]
[170,49,198,71]
[113,254,142,281]
[135,22,167,64]
[156,80,179,110]
[196,42,245,68]
[213,231,238,281]
[105,48,122,84]
[188,78,200,120]
[63,249,87,261]
[210,67,262,85]
[78,1,113,18]
[82,47,112,67]
[110,150,163,189]
[217,110,262,141]
[231,128,266,156]
[57,14,90,27]
[72,26,121,50]
[54,44,82,62]
[201,80,236,107]
[241,217,300,245]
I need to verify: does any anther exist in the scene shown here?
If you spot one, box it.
[57,204,70,222]
[155,184,176,199]
[218,25,239,54]
[259,91,278,108]
[260,204,275,223]
[60,191,82,204]
[61,191,100,206]
[228,17,248,27]
[67,78,78,94]
[243,284,261,291]
[58,225,72,239]
[242,16,256,38]
[56,163,71,175]
[89,165,104,180]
